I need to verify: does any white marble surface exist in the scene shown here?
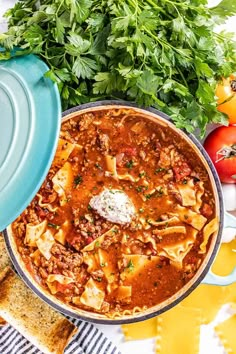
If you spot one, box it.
[0,1,236,353]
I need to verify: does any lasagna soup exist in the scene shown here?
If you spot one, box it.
[12,107,218,318]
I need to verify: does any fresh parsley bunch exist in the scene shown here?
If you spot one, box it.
[1,0,236,136]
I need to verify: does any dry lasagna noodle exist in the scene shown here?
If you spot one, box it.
[121,317,157,340]
[155,305,202,354]
[215,315,236,354]
[181,284,227,324]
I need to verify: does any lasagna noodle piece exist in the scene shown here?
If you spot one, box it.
[175,205,207,230]
[24,220,47,247]
[158,239,194,266]
[110,306,145,319]
[120,255,161,281]
[146,216,179,227]
[193,181,204,212]
[54,220,71,245]
[153,226,186,236]
[36,229,55,260]
[79,277,105,310]
[0,267,77,354]
[52,162,73,206]
[83,252,100,273]
[130,121,146,133]
[105,155,118,179]
[199,217,218,254]
[121,317,157,340]
[136,233,157,250]
[116,285,132,302]
[81,225,119,252]
[118,174,138,182]
[30,249,41,267]
[46,274,74,295]
[177,179,196,206]
[97,248,118,285]
[155,305,202,354]
[215,315,236,354]
[36,194,58,212]
[53,138,75,167]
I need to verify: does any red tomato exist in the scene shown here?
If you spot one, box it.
[203,126,236,184]
[216,75,236,125]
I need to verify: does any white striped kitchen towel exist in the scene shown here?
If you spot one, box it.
[0,318,121,354]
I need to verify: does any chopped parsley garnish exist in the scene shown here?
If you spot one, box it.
[97,277,102,282]
[139,208,144,213]
[74,174,83,185]
[139,172,146,178]
[145,194,152,200]
[100,262,106,267]
[155,168,166,174]
[48,222,59,229]
[125,160,134,169]
[156,187,164,196]
[182,179,188,184]
[136,186,145,193]
[95,241,100,247]
[87,204,92,210]
[126,259,135,272]
[95,162,102,170]
[156,264,163,269]
[112,228,119,234]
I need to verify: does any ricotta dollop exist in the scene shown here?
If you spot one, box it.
[89,189,136,225]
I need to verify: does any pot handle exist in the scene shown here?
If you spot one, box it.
[202,212,236,286]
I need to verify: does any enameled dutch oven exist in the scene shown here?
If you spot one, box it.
[3,101,236,324]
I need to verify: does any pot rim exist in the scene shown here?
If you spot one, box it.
[4,100,224,324]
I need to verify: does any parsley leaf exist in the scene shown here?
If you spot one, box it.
[1,0,236,136]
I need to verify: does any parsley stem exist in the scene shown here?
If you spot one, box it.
[177,67,189,89]
[144,0,167,15]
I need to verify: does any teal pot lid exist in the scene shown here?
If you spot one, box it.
[0,53,61,231]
